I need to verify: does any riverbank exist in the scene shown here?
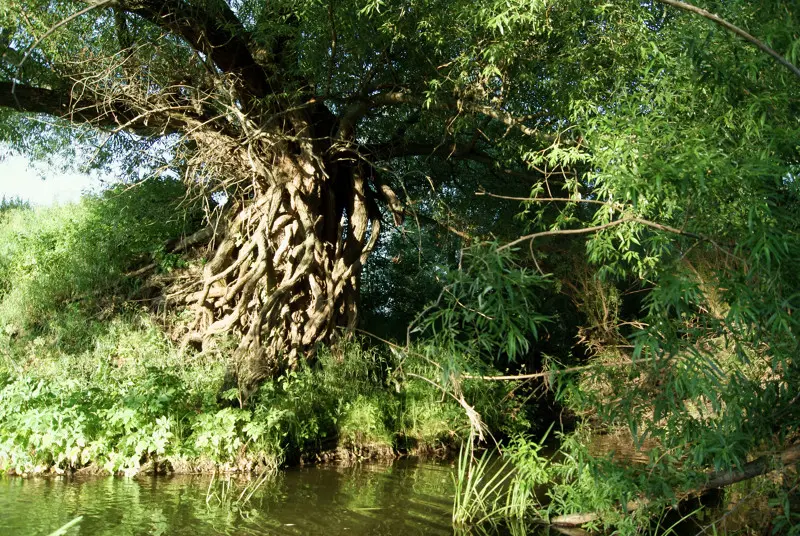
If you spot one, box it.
[0,314,522,478]
[4,437,451,478]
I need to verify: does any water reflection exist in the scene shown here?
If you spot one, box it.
[1,459,465,535]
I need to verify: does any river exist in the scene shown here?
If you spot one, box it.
[0,459,505,535]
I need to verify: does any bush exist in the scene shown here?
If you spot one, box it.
[0,178,201,353]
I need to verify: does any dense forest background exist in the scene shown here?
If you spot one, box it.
[1,0,799,533]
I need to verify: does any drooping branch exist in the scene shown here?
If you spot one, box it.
[658,0,800,80]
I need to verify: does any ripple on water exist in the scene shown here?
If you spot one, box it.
[0,459,462,536]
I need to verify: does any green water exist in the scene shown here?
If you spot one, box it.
[0,459,467,535]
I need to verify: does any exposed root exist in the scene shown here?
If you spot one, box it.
[179,157,387,396]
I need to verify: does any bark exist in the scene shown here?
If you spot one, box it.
[114,0,272,100]
[173,100,390,397]
[0,81,189,136]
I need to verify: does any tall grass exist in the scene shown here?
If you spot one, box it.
[452,429,553,529]
[452,442,513,527]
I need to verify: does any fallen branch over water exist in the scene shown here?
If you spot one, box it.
[550,443,800,527]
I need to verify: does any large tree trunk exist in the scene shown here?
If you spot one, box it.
[180,105,386,399]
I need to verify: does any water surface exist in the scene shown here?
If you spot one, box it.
[1,459,465,535]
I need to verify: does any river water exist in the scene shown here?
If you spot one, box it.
[0,459,485,536]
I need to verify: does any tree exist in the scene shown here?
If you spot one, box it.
[1,0,798,403]
[0,0,552,391]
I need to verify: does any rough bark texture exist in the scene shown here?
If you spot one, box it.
[182,129,384,392]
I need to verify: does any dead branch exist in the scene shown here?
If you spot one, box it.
[550,442,800,527]
[498,216,735,253]
[475,190,616,207]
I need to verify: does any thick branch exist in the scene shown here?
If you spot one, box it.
[658,0,800,80]
[113,0,271,98]
[337,91,412,140]
[0,80,188,136]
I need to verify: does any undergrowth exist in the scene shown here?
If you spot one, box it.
[0,187,525,476]
[0,310,492,475]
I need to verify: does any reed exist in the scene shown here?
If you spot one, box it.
[452,441,514,527]
[205,469,276,510]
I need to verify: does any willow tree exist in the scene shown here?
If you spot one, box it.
[0,0,557,387]
[1,0,798,398]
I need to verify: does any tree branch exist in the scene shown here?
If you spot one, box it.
[498,218,634,252]
[497,216,729,252]
[0,80,189,136]
[413,212,473,241]
[112,0,271,98]
[337,90,554,141]
[658,0,800,80]
[476,190,613,207]
[550,442,800,527]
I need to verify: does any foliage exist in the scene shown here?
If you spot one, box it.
[0,196,29,215]
[1,0,800,532]
[0,326,480,474]
[412,245,551,366]
[0,197,508,475]
[393,0,800,531]
[0,178,201,351]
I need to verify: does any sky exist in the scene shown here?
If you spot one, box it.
[0,153,107,205]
